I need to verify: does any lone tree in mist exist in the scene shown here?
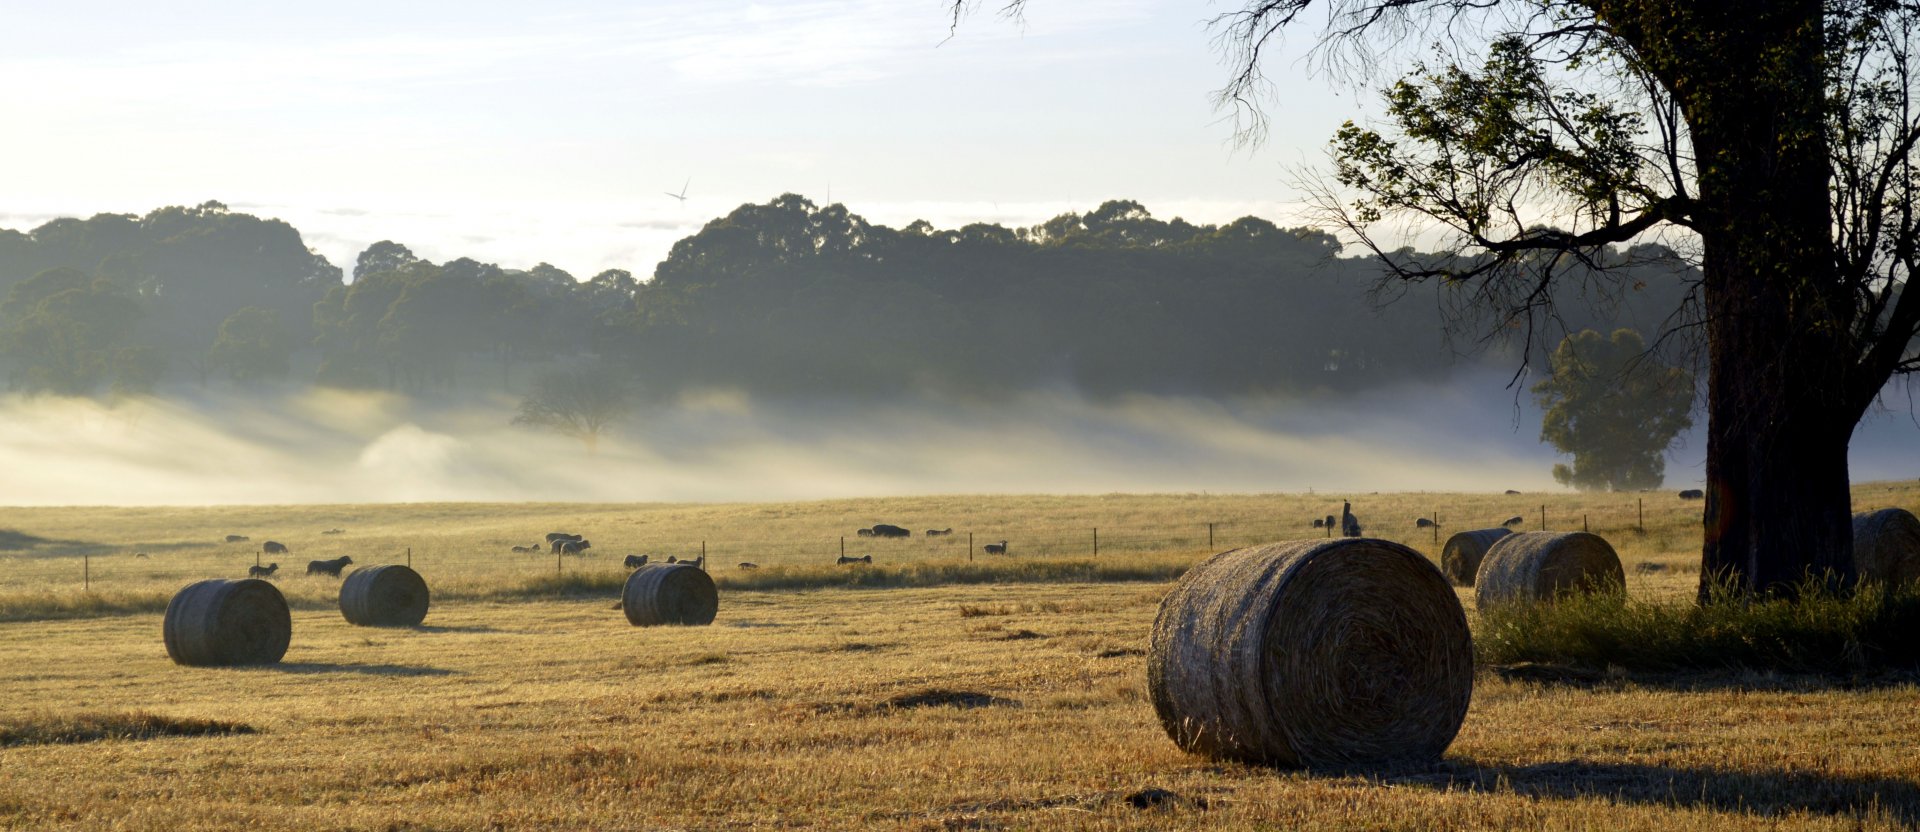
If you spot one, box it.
[1535,329,1694,492]
[512,363,633,453]
[952,1,1920,599]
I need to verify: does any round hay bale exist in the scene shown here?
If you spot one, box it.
[623,563,718,626]
[339,564,430,627]
[163,578,291,667]
[1440,528,1513,586]
[1474,531,1624,610]
[1146,538,1473,768]
[1853,508,1920,585]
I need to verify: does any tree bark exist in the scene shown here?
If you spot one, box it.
[1674,0,1861,597]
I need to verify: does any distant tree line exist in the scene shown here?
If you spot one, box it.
[0,196,1699,402]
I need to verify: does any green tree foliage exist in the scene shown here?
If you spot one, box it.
[0,268,149,395]
[512,363,634,453]
[208,307,295,385]
[1533,329,1694,492]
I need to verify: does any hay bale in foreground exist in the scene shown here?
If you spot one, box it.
[163,579,291,666]
[1147,538,1473,768]
[623,563,718,626]
[339,564,430,627]
[1474,531,1623,610]
[1853,508,1920,586]
[1440,528,1513,586]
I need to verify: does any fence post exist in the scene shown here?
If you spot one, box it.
[968,531,974,562]
[1540,505,1547,531]
[1583,514,1590,533]
[84,554,89,591]
[840,536,845,559]
[1432,512,1439,545]
[407,547,412,569]
[1093,527,1098,557]
[556,548,561,578]
[1638,498,1645,532]
[1207,522,1214,548]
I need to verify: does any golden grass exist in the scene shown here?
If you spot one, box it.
[0,483,1917,829]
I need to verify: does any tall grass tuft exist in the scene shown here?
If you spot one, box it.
[1478,577,1920,675]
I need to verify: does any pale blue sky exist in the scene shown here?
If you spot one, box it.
[0,1,1361,275]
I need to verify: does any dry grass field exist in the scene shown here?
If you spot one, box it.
[2,482,1918,830]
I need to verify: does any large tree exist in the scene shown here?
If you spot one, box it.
[953,1,1920,598]
[1535,329,1695,491]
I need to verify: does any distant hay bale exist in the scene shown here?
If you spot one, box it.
[1474,531,1624,610]
[623,563,719,626]
[162,579,291,667]
[1440,528,1513,586]
[339,564,430,627]
[1853,508,1920,586]
[1146,539,1473,768]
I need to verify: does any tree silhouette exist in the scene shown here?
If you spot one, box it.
[512,363,633,453]
[951,1,1920,598]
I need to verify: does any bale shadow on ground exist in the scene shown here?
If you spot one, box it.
[1386,758,1920,824]
[256,663,457,677]
[1488,663,1920,692]
[409,625,504,634]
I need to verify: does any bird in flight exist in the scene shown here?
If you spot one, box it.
[665,177,690,203]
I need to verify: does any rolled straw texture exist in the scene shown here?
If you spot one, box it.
[1853,508,1920,586]
[340,564,430,627]
[1147,538,1473,768]
[1474,531,1623,610]
[163,578,291,666]
[1440,528,1513,587]
[623,563,719,626]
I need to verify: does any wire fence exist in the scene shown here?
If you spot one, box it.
[0,498,1702,593]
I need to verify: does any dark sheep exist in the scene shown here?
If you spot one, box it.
[926,528,953,537]
[1340,502,1363,537]
[869,524,912,538]
[1503,516,1525,527]
[545,532,582,543]
[837,555,873,565]
[1323,514,1336,529]
[1415,518,1438,529]
[681,555,706,570]
[549,535,588,554]
[738,562,759,569]
[856,528,875,537]
[983,540,1008,555]
[624,554,650,569]
[1505,489,1522,495]
[666,556,679,564]
[1679,489,1705,500]
[558,539,592,556]
[307,555,353,577]
[1312,518,1325,528]
[224,535,249,543]
[262,541,288,555]
[248,563,279,578]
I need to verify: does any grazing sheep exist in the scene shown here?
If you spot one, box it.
[558,539,592,556]
[545,532,582,543]
[262,541,289,555]
[1505,489,1523,495]
[738,562,759,569]
[624,554,650,569]
[1340,501,1363,537]
[1312,518,1325,528]
[248,563,279,578]
[869,524,912,538]
[1416,518,1439,529]
[307,555,353,577]
[1678,489,1705,500]
[856,528,875,537]
[837,555,873,565]
[134,552,149,559]
[511,544,540,553]
[1323,514,1337,529]
[549,535,587,554]
[926,528,953,537]
[224,535,249,543]
[666,556,679,564]
[1503,516,1525,527]
[983,540,1008,555]
[682,555,706,570]
[321,528,345,535]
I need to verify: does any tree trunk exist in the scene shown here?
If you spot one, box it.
[1680,1,1860,598]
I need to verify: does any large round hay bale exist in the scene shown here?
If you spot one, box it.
[1440,528,1513,586]
[1853,508,1920,585]
[163,578,291,666]
[623,563,718,626]
[1146,538,1473,768]
[1474,531,1623,609]
[339,564,430,627]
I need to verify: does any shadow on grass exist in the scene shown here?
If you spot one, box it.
[1385,758,1920,824]
[1488,662,1920,692]
[259,663,456,677]
[410,624,503,634]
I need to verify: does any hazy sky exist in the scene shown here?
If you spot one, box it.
[0,1,1361,277]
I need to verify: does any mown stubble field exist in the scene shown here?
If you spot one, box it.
[2,484,1919,830]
